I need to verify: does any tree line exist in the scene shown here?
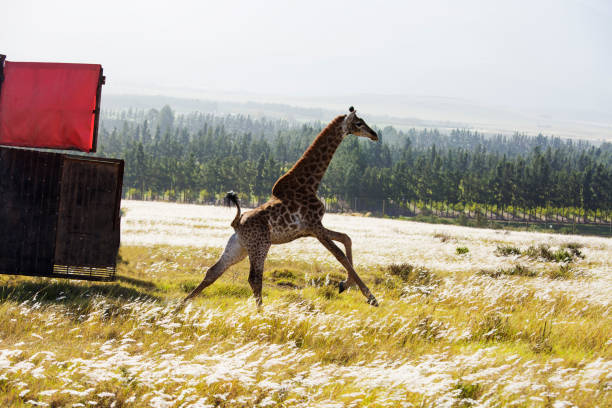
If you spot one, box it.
[98,106,612,222]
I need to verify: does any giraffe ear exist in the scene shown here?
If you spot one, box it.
[349,106,355,113]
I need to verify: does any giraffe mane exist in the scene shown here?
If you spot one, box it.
[271,114,348,197]
[299,115,345,158]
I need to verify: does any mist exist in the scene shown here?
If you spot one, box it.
[2,0,611,139]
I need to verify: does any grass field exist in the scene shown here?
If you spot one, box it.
[0,200,610,407]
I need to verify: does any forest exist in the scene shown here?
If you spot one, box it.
[98,106,612,225]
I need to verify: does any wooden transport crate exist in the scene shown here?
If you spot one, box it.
[0,146,123,281]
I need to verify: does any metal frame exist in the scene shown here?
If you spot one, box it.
[0,54,5,98]
[90,67,105,153]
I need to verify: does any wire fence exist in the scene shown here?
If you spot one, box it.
[122,188,612,232]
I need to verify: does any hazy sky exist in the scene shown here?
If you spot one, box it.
[2,0,611,113]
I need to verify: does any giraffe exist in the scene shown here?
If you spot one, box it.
[184,107,379,306]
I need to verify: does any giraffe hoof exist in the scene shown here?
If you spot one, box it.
[367,294,379,307]
[338,281,346,294]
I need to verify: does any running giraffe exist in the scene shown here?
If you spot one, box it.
[184,107,379,306]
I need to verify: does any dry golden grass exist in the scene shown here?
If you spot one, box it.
[0,201,610,407]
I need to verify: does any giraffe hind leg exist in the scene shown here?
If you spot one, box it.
[246,241,270,307]
[183,233,246,302]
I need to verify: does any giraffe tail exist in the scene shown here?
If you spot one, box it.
[225,191,241,227]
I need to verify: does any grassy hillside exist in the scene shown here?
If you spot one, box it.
[0,201,609,407]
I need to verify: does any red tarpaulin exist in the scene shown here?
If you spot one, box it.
[0,61,102,152]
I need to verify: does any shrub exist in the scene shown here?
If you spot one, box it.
[525,245,549,260]
[276,279,299,288]
[525,244,578,263]
[387,263,416,281]
[271,268,297,280]
[455,381,483,402]
[495,245,521,256]
[562,242,585,259]
[507,264,536,277]
[271,268,305,288]
[317,285,339,300]
[456,246,469,255]
[373,275,398,290]
[548,264,575,280]
[434,232,452,242]
[479,264,536,278]
[473,312,512,341]
[550,249,574,263]
[387,263,438,286]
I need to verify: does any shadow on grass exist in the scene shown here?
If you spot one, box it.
[117,274,158,290]
[0,278,160,305]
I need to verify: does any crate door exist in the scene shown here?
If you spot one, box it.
[54,157,122,278]
[0,147,62,276]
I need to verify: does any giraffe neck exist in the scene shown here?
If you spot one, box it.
[272,115,346,196]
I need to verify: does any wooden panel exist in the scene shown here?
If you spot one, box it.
[0,147,62,276]
[54,156,123,269]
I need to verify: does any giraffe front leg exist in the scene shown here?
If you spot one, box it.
[315,234,378,307]
[322,227,355,293]
[323,228,353,265]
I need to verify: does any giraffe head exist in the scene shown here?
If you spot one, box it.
[342,106,379,141]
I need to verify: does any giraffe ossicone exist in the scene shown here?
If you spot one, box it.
[184,107,380,307]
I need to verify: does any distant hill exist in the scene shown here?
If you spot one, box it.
[102,93,612,141]
[102,94,465,129]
